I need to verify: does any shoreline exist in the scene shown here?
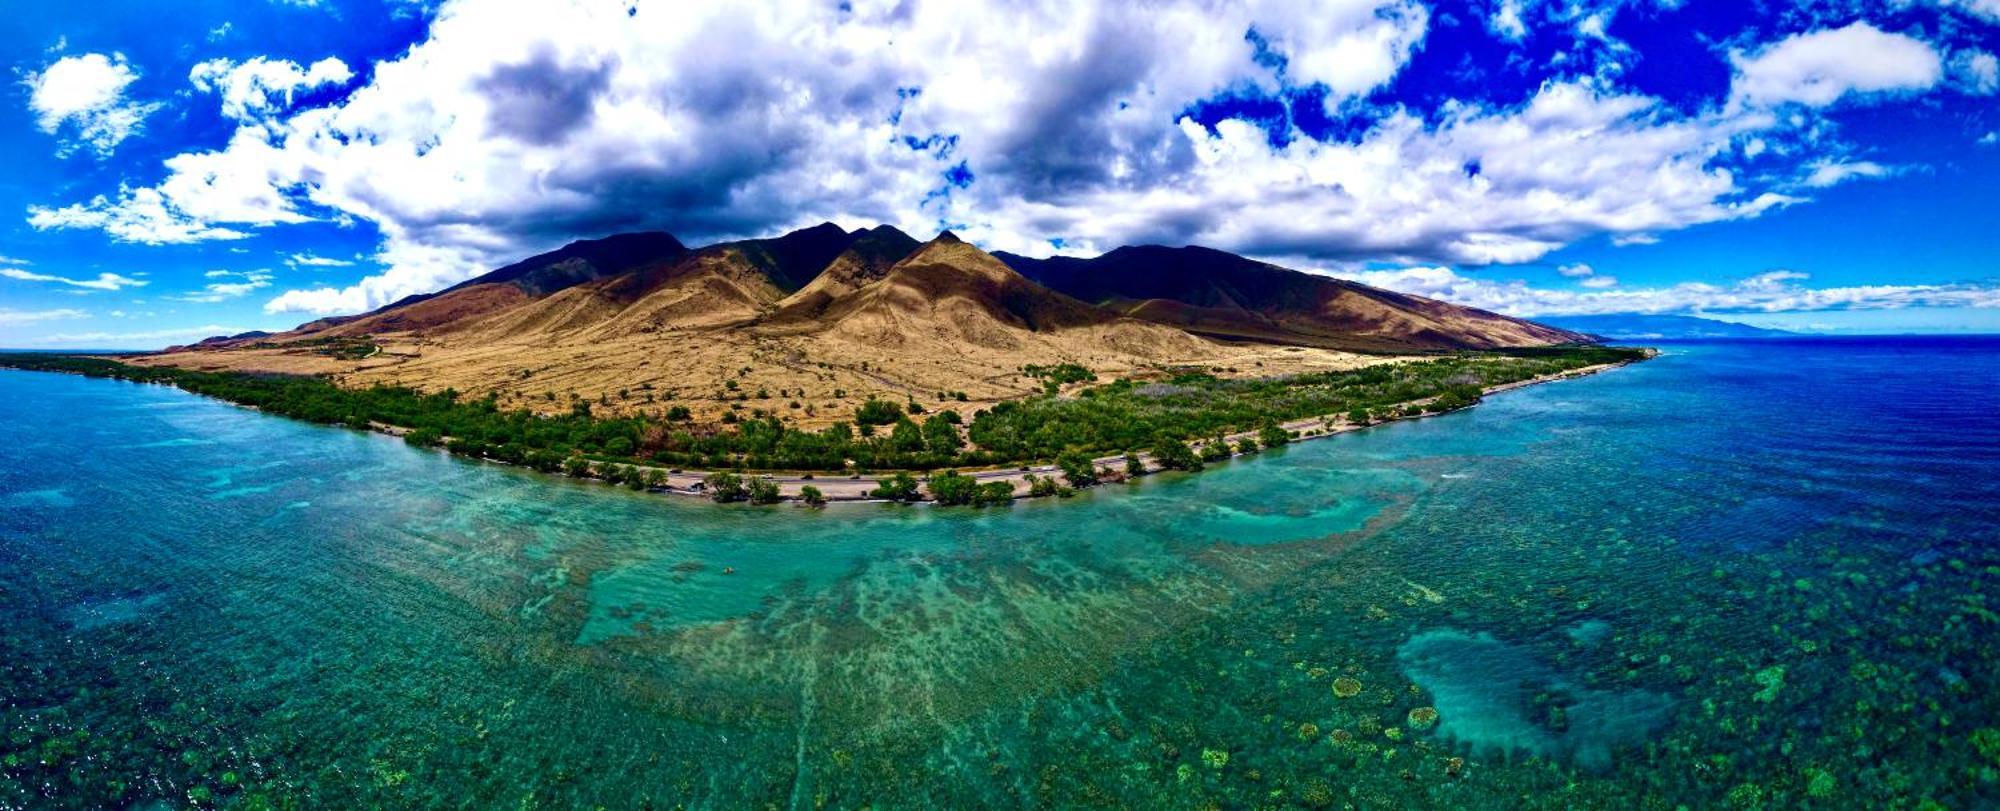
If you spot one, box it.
[2,349,1651,507]
[400,351,1650,505]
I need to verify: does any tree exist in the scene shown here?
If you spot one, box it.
[974,482,1015,506]
[404,427,442,447]
[798,485,827,507]
[1433,384,1482,411]
[564,456,593,477]
[922,414,963,453]
[871,472,921,502]
[746,477,782,505]
[926,470,979,505]
[1151,435,1202,471]
[1235,438,1259,455]
[1258,424,1290,447]
[706,471,747,503]
[826,421,854,444]
[854,398,903,426]
[1057,451,1098,488]
[889,417,927,454]
[1347,407,1371,425]
[665,405,692,421]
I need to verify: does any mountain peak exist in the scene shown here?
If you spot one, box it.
[932,229,964,244]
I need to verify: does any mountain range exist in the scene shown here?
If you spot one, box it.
[152,223,1591,425]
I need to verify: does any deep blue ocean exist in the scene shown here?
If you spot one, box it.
[2,336,1997,808]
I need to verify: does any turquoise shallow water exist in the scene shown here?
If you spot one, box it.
[3,337,1999,808]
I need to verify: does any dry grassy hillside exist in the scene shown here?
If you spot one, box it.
[996,244,1588,351]
[144,230,1387,428]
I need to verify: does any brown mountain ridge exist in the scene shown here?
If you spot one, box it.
[148,224,1591,426]
[993,245,1586,352]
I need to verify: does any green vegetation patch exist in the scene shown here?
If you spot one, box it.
[0,345,1643,480]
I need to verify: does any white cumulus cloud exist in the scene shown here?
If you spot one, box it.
[1955,50,1999,95]
[1729,23,1943,109]
[190,56,354,123]
[22,52,163,156]
[17,0,1982,321]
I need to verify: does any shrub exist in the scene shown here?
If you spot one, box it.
[1199,440,1231,462]
[1152,435,1203,471]
[1026,474,1074,498]
[1057,451,1099,488]
[922,414,963,452]
[1124,453,1146,477]
[974,481,1016,506]
[1433,384,1482,411]
[854,398,903,426]
[871,472,922,502]
[890,418,927,453]
[1258,424,1290,447]
[746,477,782,505]
[798,485,826,507]
[927,470,979,505]
[705,471,747,503]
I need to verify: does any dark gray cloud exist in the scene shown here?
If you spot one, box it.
[478,48,616,145]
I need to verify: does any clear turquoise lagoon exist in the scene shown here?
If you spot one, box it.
[4,337,1998,808]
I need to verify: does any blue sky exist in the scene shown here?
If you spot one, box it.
[1,0,1996,347]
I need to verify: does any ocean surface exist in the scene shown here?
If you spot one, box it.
[3,336,1997,808]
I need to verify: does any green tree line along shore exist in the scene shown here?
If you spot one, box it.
[0,346,1644,502]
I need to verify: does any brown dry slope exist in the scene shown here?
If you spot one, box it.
[766,225,922,323]
[994,244,1589,352]
[145,225,1589,427]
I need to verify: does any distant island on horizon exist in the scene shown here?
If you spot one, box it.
[1538,313,1797,340]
